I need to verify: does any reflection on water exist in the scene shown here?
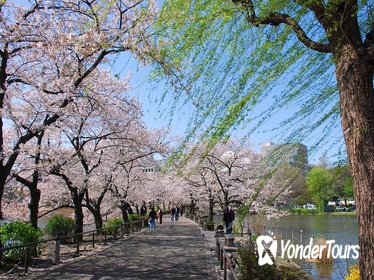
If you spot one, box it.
[246,214,358,280]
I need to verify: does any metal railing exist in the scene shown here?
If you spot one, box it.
[0,219,148,274]
[185,213,241,280]
[215,236,239,280]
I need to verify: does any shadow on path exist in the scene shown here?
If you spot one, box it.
[33,217,216,280]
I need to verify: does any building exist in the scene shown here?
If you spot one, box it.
[260,141,308,169]
[142,165,161,173]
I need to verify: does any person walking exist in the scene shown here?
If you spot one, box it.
[148,207,157,231]
[140,203,147,216]
[175,205,181,221]
[170,206,176,222]
[223,206,235,235]
[158,207,163,224]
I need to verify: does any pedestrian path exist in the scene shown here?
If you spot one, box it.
[32,216,217,280]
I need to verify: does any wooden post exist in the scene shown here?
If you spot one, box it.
[54,239,61,264]
[76,236,80,254]
[24,246,29,273]
[92,232,95,248]
[216,238,220,259]
[220,248,224,270]
[104,228,107,245]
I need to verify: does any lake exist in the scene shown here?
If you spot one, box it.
[246,214,358,280]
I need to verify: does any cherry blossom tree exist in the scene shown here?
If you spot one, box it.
[0,0,158,219]
[179,140,295,223]
[109,129,171,222]
[45,73,146,235]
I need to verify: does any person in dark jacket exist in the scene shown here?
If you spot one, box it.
[175,205,181,221]
[158,207,163,224]
[149,207,157,231]
[223,206,235,234]
[170,206,176,221]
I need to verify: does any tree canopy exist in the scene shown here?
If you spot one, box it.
[152,0,372,159]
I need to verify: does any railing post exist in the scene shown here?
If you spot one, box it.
[54,239,61,264]
[92,232,95,248]
[224,254,227,280]
[216,238,220,259]
[220,247,224,270]
[24,246,29,273]
[104,228,107,245]
[76,235,80,254]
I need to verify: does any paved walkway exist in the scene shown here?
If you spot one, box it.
[32,217,217,280]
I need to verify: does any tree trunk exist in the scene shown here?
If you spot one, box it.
[72,191,85,241]
[126,204,134,215]
[93,210,103,230]
[336,45,374,279]
[208,198,214,223]
[0,173,5,220]
[0,53,6,220]
[29,186,41,229]
[189,198,195,215]
[120,202,129,223]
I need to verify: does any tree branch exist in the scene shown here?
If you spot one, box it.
[233,0,332,53]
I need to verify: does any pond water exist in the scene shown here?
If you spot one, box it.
[246,214,358,280]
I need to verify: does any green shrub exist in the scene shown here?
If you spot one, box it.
[104,217,122,235]
[0,221,42,261]
[238,240,278,280]
[205,220,215,231]
[45,215,76,239]
[238,239,310,280]
[128,214,145,221]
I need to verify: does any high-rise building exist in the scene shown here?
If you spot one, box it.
[260,141,308,169]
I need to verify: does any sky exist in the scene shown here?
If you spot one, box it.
[110,52,346,166]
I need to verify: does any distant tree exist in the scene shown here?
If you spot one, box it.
[306,167,334,212]
[343,177,354,203]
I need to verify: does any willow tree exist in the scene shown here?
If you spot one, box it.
[154,0,373,278]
